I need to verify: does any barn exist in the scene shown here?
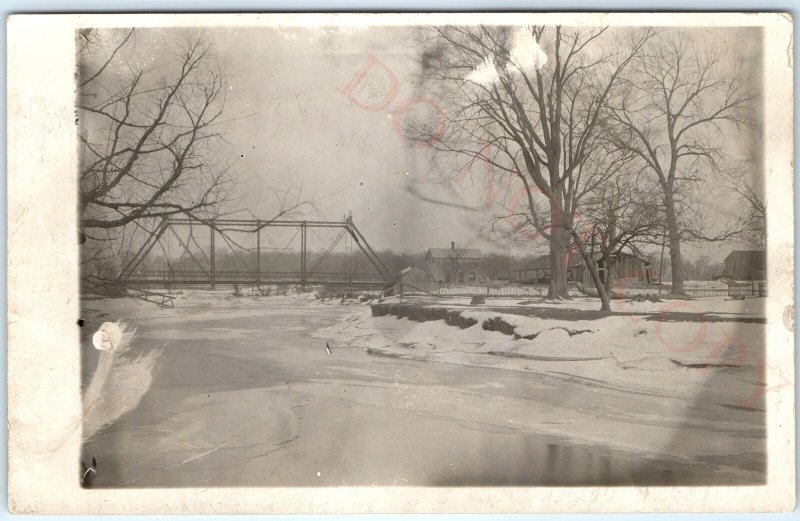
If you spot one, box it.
[723,250,766,281]
[515,254,584,284]
[425,242,483,284]
[517,251,653,287]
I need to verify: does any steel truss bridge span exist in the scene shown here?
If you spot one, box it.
[117,217,394,289]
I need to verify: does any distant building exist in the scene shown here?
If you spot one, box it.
[516,252,653,287]
[515,254,583,284]
[723,250,766,281]
[425,242,483,284]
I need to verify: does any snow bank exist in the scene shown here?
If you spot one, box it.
[316,299,766,409]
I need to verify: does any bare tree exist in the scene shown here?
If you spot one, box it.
[734,181,766,248]
[79,29,228,231]
[606,31,757,295]
[78,29,310,291]
[416,25,652,299]
[578,169,663,308]
[78,29,230,284]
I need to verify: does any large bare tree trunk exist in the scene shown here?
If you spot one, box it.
[547,226,571,299]
[663,192,686,295]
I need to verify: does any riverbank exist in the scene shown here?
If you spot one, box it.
[321,296,766,407]
[315,295,767,478]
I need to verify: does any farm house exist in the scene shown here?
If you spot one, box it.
[425,242,483,284]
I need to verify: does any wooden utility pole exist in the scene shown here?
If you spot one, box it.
[658,223,666,294]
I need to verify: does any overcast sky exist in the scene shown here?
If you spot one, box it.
[95,25,764,260]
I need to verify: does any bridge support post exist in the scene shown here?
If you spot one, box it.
[210,221,216,289]
[300,221,307,290]
[256,219,261,286]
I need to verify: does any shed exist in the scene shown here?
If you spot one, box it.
[723,250,766,281]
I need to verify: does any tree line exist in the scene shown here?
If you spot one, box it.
[414,26,764,310]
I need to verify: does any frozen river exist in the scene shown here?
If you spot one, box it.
[81,296,765,487]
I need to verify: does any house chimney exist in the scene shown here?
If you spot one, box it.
[451,241,455,250]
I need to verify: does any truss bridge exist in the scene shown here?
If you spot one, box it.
[116,217,394,289]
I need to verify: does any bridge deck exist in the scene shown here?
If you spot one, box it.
[124,270,393,288]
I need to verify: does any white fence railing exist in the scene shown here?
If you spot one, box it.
[401,284,583,298]
[399,281,766,299]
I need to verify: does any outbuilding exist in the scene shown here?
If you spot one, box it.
[723,250,766,281]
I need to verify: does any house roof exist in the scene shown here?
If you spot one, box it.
[427,248,483,260]
[724,250,766,263]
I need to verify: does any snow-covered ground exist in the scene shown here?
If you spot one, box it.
[317,296,767,439]
[320,297,765,405]
[80,290,766,485]
[378,294,764,315]
[84,292,765,424]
